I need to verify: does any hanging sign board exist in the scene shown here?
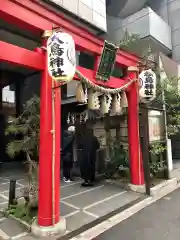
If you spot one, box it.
[96,41,118,82]
[139,69,156,103]
[148,110,164,142]
[47,32,76,83]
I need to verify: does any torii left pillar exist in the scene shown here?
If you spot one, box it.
[31,44,66,237]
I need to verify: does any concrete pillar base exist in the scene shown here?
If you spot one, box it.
[31,218,66,238]
[128,184,146,194]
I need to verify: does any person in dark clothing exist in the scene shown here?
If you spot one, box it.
[79,128,100,186]
[61,126,75,183]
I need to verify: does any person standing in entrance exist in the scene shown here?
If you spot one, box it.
[61,126,75,183]
[79,128,100,186]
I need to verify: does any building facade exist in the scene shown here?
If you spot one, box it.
[106,0,180,62]
[106,0,180,160]
[48,0,107,32]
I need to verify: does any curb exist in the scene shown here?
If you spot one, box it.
[105,178,178,195]
[150,178,177,196]
[70,178,180,240]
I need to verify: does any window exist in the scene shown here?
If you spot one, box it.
[61,80,79,99]
[9,84,15,91]
[2,85,15,103]
[78,51,94,70]
[61,85,67,100]
[111,64,125,78]
[67,80,78,98]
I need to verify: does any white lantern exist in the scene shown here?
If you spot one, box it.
[139,69,156,103]
[47,32,76,83]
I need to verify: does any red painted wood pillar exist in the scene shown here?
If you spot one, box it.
[126,66,144,185]
[37,45,60,226]
[94,55,100,73]
[54,83,61,222]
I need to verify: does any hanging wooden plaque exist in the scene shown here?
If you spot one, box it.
[96,41,118,82]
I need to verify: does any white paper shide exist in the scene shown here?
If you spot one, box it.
[139,69,156,103]
[47,32,76,83]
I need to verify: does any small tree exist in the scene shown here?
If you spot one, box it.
[6,95,40,193]
[6,95,40,160]
[161,76,180,137]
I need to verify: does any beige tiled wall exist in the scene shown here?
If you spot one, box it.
[49,0,107,31]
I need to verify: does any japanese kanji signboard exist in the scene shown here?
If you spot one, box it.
[47,32,76,83]
[96,41,118,82]
[139,69,156,103]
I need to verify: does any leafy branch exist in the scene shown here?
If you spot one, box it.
[6,95,40,161]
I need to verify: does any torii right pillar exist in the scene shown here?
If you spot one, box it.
[126,66,144,185]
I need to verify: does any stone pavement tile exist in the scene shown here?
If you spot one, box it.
[60,178,81,187]
[17,179,29,186]
[64,185,125,208]
[19,234,36,240]
[17,178,75,188]
[2,174,26,181]
[61,182,90,199]
[60,179,70,187]
[0,202,8,210]
[87,191,140,217]
[0,196,8,204]
[3,187,24,198]
[0,218,25,237]
[0,212,5,219]
[0,183,10,193]
[66,211,95,232]
[60,202,77,217]
[20,234,59,240]
[0,179,9,184]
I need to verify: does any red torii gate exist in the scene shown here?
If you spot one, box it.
[0,0,144,230]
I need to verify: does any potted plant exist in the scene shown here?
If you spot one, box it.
[150,142,167,179]
[105,139,129,180]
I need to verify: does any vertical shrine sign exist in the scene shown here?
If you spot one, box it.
[47,31,76,83]
[139,69,156,103]
[96,41,118,82]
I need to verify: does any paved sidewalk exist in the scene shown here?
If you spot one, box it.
[0,163,142,239]
[94,188,180,240]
